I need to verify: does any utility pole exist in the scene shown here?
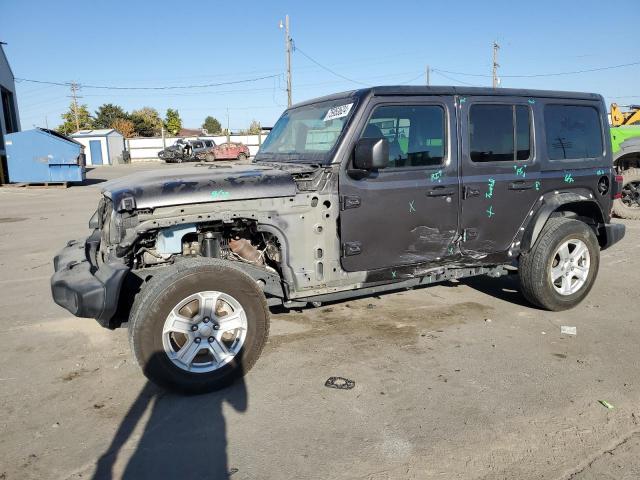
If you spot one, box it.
[492,41,500,88]
[426,65,430,86]
[69,82,81,131]
[280,15,292,107]
[226,107,230,143]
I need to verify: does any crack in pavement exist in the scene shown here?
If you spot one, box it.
[563,430,640,479]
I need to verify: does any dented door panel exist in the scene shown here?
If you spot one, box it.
[339,96,460,272]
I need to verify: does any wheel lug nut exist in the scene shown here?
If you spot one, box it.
[194,337,201,344]
[191,325,198,332]
[203,317,210,323]
[208,336,215,343]
[213,324,220,330]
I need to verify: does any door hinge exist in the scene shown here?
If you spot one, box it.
[463,228,479,242]
[343,241,362,256]
[463,186,480,199]
[341,195,361,210]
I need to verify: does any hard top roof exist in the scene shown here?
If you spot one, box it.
[291,85,602,109]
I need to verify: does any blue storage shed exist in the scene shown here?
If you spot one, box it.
[5,128,85,184]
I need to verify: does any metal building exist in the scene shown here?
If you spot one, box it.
[0,42,21,184]
[71,129,125,166]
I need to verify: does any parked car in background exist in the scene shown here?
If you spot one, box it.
[213,142,250,161]
[158,139,250,163]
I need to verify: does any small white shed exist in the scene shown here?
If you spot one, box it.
[71,129,124,166]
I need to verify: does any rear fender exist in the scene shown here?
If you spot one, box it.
[519,190,605,253]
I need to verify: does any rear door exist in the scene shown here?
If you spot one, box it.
[459,96,539,254]
[339,96,459,272]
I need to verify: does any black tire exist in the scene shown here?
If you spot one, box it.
[237,153,247,162]
[128,258,270,394]
[518,217,600,311]
[613,167,640,220]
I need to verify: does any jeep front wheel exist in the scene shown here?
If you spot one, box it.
[518,217,600,311]
[613,167,640,219]
[128,259,269,394]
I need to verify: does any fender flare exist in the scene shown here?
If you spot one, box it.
[519,190,605,253]
[613,138,640,167]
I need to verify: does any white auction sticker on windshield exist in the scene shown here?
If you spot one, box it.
[323,103,354,122]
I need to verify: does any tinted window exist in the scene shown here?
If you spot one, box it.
[470,104,531,162]
[361,105,445,168]
[192,141,203,148]
[204,140,213,147]
[544,105,602,160]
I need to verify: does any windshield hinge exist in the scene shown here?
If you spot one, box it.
[341,195,361,210]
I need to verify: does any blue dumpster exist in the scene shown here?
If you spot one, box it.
[5,128,85,184]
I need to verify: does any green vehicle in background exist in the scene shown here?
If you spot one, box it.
[610,104,640,219]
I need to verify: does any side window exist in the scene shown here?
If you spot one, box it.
[469,104,531,162]
[204,140,213,147]
[360,105,445,168]
[544,105,603,160]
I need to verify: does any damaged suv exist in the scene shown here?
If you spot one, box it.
[52,86,625,393]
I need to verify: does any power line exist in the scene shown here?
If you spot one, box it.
[14,73,282,90]
[293,46,370,87]
[432,70,479,87]
[434,60,640,78]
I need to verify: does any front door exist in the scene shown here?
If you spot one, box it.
[459,96,540,254]
[339,97,459,273]
[89,140,103,165]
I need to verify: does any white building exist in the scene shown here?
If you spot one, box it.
[0,42,21,184]
[71,129,125,166]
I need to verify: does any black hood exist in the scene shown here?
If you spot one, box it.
[102,164,297,211]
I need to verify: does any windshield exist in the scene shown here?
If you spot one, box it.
[255,98,357,163]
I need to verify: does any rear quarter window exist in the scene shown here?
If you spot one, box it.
[544,105,603,160]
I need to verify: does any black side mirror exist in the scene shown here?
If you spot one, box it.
[353,137,389,170]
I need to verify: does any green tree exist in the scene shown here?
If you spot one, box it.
[164,108,182,136]
[57,103,93,135]
[94,103,129,129]
[202,116,222,135]
[130,107,163,137]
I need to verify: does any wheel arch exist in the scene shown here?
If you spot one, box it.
[613,139,640,171]
[521,192,606,253]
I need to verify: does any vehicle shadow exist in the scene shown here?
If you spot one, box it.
[92,355,247,480]
[458,273,531,307]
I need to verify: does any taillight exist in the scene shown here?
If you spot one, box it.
[613,175,624,199]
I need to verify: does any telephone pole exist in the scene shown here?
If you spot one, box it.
[492,41,500,88]
[425,65,430,86]
[280,15,292,107]
[68,82,81,131]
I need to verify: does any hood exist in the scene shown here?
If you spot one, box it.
[101,164,297,211]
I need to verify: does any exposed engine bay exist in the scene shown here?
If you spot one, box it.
[131,219,282,274]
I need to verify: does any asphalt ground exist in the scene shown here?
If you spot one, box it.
[0,162,638,480]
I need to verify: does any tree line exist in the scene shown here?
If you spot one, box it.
[57,103,261,138]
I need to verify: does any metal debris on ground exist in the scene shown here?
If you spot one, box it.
[599,400,615,409]
[561,326,577,335]
[325,377,355,390]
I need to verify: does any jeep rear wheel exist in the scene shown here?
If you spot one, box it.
[613,167,640,219]
[237,153,247,162]
[204,153,215,162]
[518,217,600,311]
[128,259,269,394]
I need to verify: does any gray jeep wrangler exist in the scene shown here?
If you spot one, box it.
[52,86,625,393]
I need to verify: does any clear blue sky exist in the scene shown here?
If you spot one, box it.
[1,0,638,131]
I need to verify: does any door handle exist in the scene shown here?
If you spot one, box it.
[427,187,456,197]
[508,181,533,191]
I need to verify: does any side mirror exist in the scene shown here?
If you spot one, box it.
[353,137,389,170]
